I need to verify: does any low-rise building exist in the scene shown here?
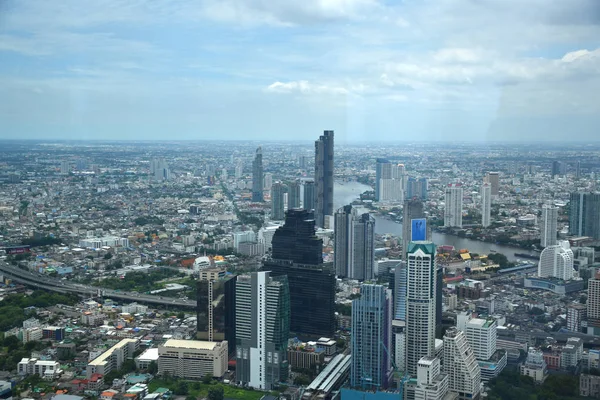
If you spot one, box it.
[87,338,139,379]
[18,358,62,380]
[580,374,600,398]
[135,348,159,370]
[158,339,227,379]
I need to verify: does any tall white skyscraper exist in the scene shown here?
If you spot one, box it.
[405,242,437,375]
[481,183,491,228]
[150,158,170,181]
[60,160,70,175]
[375,159,406,203]
[235,271,289,390]
[537,240,574,280]
[264,172,273,192]
[540,204,558,247]
[334,205,375,281]
[444,183,463,228]
[587,272,600,335]
[443,328,481,400]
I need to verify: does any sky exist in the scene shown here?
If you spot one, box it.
[0,0,599,143]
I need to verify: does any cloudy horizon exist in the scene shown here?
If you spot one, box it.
[1,0,599,142]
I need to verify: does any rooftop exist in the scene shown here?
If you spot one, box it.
[162,339,219,350]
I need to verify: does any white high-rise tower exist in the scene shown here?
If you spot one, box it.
[540,204,558,248]
[444,183,463,228]
[538,240,574,280]
[481,183,491,228]
[405,242,437,375]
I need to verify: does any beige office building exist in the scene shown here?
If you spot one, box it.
[158,339,228,379]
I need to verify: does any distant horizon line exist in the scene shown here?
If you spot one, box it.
[1,138,599,145]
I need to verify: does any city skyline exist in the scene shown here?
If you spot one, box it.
[1,1,599,142]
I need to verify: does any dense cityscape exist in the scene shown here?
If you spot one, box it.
[0,136,599,400]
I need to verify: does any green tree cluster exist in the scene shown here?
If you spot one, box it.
[487,368,581,400]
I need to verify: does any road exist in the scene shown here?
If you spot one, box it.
[0,262,197,308]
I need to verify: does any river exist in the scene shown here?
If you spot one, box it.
[333,181,536,262]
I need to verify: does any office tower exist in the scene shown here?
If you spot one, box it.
[315,130,334,228]
[481,183,491,228]
[444,183,463,228]
[394,262,407,321]
[443,328,481,400]
[60,161,70,175]
[221,168,228,181]
[552,160,566,177]
[252,147,264,202]
[414,357,449,400]
[406,242,437,375]
[407,177,428,201]
[197,273,237,357]
[264,172,273,191]
[288,180,301,210]
[235,271,289,390]
[264,209,336,338]
[567,304,586,332]
[303,180,315,211]
[376,159,405,202]
[569,192,600,239]
[375,158,392,202]
[235,163,243,179]
[537,240,574,280]
[540,204,558,247]
[485,172,499,197]
[402,198,426,260]
[576,161,582,178]
[334,205,375,280]
[271,182,286,220]
[150,158,170,181]
[588,272,600,335]
[350,284,392,390]
[465,318,497,361]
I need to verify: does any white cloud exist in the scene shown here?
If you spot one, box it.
[266,80,350,95]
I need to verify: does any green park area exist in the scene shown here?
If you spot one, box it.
[148,377,271,400]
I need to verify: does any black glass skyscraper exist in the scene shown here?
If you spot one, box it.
[197,274,237,357]
[303,180,315,211]
[569,192,600,239]
[314,130,334,228]
[263,209,336,339]
[252,146,264,202]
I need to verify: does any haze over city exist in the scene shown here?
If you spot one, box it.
[1,0,599,142]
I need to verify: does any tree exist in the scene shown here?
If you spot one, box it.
[186,396,197,400]
[104,253,113,260]
[202,373,214,385]
[207,386,224,400]
[174,381,189,395]
[147,361,158,374]
[177,311,185,320]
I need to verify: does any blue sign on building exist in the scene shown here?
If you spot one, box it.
[411,218,426,241]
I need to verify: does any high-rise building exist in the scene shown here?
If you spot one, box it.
[443,328,481,400]
[567,304,586,332]
[350,284,392,390]
[540,204,558,247]
[538,240,574,280]
[407,177,428,201]
[394,261,407,321]
[264,172,273,191]
[552,160,566,177]
[264,209,336,338]
[252,147,264,202]
[465,318,497,361]
[402,198,426,260]
[481,183,491,228]
[235,163,243,179]
[150,158,170,181]
[406,242,437,375]
[271,182,286,220]
[303,180,315,211]
[314,130,334,228]
[588,272,600,335]
[444,183,463,228]
[334,205,375,281]
[60,160,70,175]
[235,271,289,390]
[569,192,600,239]
[485,172,499,197]
[196,272,237,357]
[576,161,582,179]
[376,159,406,202]
[414,357,449,400]
[288,180,301,210]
